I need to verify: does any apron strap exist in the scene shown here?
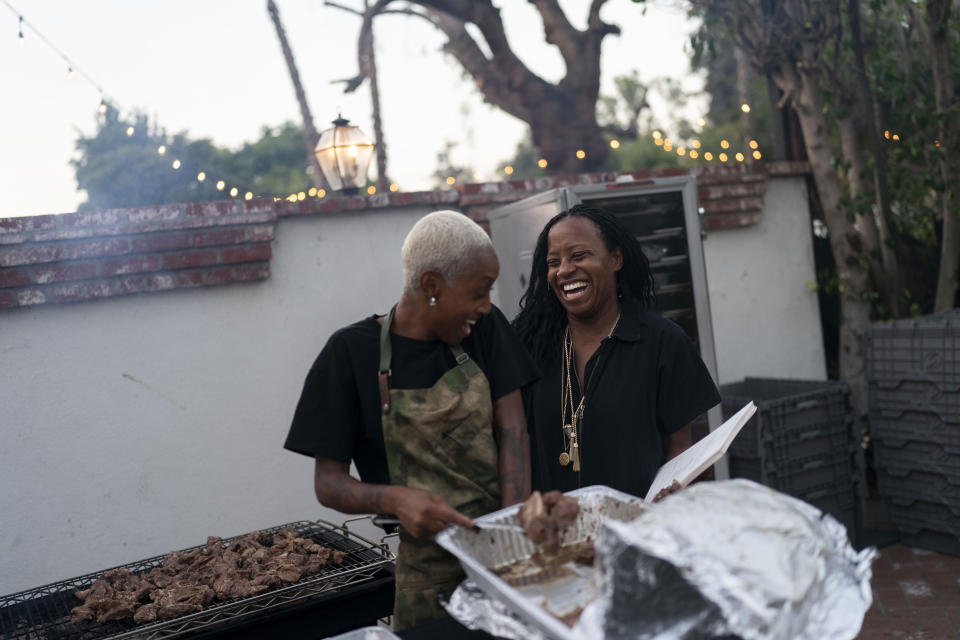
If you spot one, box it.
[377,306,482,413]
[378,307,395,414]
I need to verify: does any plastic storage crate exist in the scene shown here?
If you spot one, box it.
[866,311,960,555]
[720,378,862,540]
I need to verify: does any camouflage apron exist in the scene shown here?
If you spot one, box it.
[378,308,502,631]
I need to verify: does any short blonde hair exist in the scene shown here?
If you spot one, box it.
[401,210,493,293]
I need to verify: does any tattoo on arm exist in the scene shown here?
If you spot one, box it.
[494,390,532,507]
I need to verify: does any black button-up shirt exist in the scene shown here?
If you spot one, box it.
[524,298,721,498]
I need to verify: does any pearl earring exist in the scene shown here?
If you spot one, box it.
[429,296,437,307]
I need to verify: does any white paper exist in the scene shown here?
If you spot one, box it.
[644,401,757,501]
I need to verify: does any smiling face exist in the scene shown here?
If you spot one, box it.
[546,216,622,320]
[425,246,499,345]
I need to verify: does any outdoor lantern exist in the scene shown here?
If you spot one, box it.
[314,115,375,194]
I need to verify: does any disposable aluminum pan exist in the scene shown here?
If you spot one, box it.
[435,485,648,640]
[324,625,400,640]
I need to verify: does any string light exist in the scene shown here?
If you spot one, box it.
[17,14,23,42]
[677,147,686,156]
[197,172,206,182]
[697,118,706,127]
[689,150,699,159]
[720,140,730,149]
[704,152,713,161]
[229,187,238,197]
[576,149,586,159]
[692,140,701,149]
[749,140,759,150]
[297,191,305,200]
[537,158,548,168]
[244,192,253,200]
[735,152,744,162]
[610,140,620,149]
[171,159,181,170]
[753,150,762,160]
[445,176,455,185]
[892,134,900,141]
[663,141,673,152]
[741,103,751,113]
[67,65,76,80]
[719,152,729,162]
[884,130,891,139]
[389,183,399,192]
[652,130,662,139]
[216,180,226,191]
[98,100,107,115]
[126,126,134,136]
[654,138,663,146]
[157,145,166,155]
[367,186,377,194]
[308,187,317,197]
[317,189,326,198]
[504,165,514,175]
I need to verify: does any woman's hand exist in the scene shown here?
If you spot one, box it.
[391,487,474,538]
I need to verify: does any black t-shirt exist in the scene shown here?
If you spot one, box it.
[284,305,541,485]
[524,298,721,498]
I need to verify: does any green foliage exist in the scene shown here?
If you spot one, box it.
[73,106,313,209]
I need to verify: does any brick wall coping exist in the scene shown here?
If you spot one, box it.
[0,161,809,310]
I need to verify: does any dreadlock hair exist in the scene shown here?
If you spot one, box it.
[512,204,656,367]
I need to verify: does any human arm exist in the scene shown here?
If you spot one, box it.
[493,389,531,507]
[313,457,474,538]
[664,422,692,461]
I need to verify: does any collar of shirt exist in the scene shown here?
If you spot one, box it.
[610,296,648,343]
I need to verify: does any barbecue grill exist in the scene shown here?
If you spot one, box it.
[0,520,395,640]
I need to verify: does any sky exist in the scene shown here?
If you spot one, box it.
[0,0,702,218]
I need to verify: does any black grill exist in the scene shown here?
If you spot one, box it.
[0,520,395,640]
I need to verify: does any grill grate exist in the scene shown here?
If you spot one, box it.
[0,520,394,640]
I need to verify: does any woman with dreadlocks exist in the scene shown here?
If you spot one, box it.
[513,204,720,499]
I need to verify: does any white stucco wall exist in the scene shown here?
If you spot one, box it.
[702,176,827,385]
[0,207,430,595]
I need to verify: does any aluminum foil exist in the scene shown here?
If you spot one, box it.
[324,625,401,640]
[579,479,876,640]
[445,579,548,640]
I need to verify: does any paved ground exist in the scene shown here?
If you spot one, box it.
[859,544,960,639]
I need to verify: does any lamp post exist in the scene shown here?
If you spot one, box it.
[314,115,375,195]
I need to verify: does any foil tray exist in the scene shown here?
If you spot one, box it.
[436,485,648,640]
[325,625,400,639]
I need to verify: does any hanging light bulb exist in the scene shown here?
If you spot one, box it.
[297,191,306,200]
[98,100,107,115]
[538,159,548,169]
[197,171,206,182]
[126,126,135,136]
[157,145,166,156]
[697,117,706,127]
[389,183,399,192]
[704,152,714,161]
[720,139,730,149]
[652,130,662,139]
[244,192,253,200]
[228,187,238,197]
[719,152,729,162]
[216,180,226,191]
[504,165,514,175]
[576,149,586,159]
[67,66,76,80]
[171,159,181,170]
[692,140,701,149]
[689,150,699,159]
[367,185,377,194]
[741,103,751,113]
[749,140,759,150]
[610,139,620,149]
[308,187,317,197]
[677,147,686,156]
[753,150,762,160]
[317,189,326,198]
[18,16,24,43]
[735,152,745,162]
[445,176,456,185]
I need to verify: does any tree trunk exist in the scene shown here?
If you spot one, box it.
[361,0,388,192]
[529,89,607,173]
[927,0,960,310]
[772,61,873,422]
[267,0,328,191]
[848,0,902,315]
[837,114,881,264]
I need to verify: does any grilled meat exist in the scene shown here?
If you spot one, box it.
[72,529,347,625]
[517,490,580,552]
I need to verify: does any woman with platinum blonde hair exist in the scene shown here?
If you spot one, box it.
[285,210,539,631]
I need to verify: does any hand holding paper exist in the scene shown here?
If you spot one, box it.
[644,402,757,502]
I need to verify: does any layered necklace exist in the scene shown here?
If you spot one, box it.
[559,309,621,472]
